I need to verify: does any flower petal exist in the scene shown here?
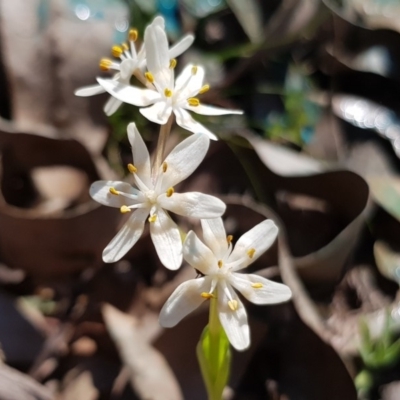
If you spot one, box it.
[104,96,123,116]
[159,133,209,190]
[185,104,243,116]
[201,218,228,260]
[120,58,138,80]
[144,19,170,87]
[228,220,278,271]
[75,84,105,97]
[97,78,160,106]
[229,273,292,305]
[139,102,171,125]
[158,192,226,219]
[217,283,250,351]
[168,34,195,59]
[174,108,217,140]
[103,208,149,263]
[150,208,182,270]
[127,123,152,188]
[175,65,205,97]
[182,231,218,275]
[159,276,211,327]
[90,180,143,207]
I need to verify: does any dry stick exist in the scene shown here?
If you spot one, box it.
[152,114,175,177]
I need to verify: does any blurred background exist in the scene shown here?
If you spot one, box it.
[2,0,400,399]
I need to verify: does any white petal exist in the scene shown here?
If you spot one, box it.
[103,208,149,263]
[160,133,209,190]
[168,34,195,59]
[120,58,138,80]
[97,78,160,107]
[228,220,278,271]
[90,181,143,207]
[75,84,105,97]
[217,283,250,351]
[144,20,169,76]
[150,208,182,270]
[158,192,226,218]
[159,277,212,327]
[139,102,171,125]
[150,15,165,28]
[229,273,292,305]
[104,96,123,116]
[201,218,228,260]
[182,231,218,275]
[185,104,243,116]
[174,108,218,140]
[175,65,205,96]
[127,123,152,188]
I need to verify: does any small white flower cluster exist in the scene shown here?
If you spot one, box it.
[77,16,291,351]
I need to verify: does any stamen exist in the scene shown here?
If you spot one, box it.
[127,163,137,173]
[227,235,233,244]
[217,260,223,268]
[121,42,129,51]
[120,205,131,214]
[166,187,174,197]
[148,215,157,223]
[191,65,198,75]
[164,88,173,98]
[109,187,119,195]
[162,162,168,172]
[187,98,200,107]
[111,45,123,58]
[201,292,215,299]
[199,84,210,94]
[99,58,112,71]
[169,59,177,69]
[251,283,263,289]
[247,248,256,259]
[129,29,138,42]
[228,300,238,311]
[145,72,154,83]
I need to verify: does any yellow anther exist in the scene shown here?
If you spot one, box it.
[109,187,119,195]
[251,283,263,289]
[217,260,223,268]
[145,72,154,83]
[162,162,168,172]
[169,59,177,69]
[188,98,200,107]
[199,84,210,94]
[228,300,238,311]
[129,28,138,42]
[120,205,131,214]
[111,45,123,58]
[148,215,157,223]
[191,65,198,75]
[166,187,174,197]
[247,248,256,259]
[99,58,112,71]
[121,42,129,51]
[164,88,173,98]
[201,292,215,299]
[227,235,233,244]
[127,163,137,173]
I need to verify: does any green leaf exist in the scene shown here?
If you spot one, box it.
[197,325,231,400]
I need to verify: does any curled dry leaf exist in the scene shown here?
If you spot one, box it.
[102,303,183,400]
[0,124,122,276]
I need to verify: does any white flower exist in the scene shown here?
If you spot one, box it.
[97,18,243,139]
[75,16,194,116]
[159,218,292,350]
[90,123,226,270]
